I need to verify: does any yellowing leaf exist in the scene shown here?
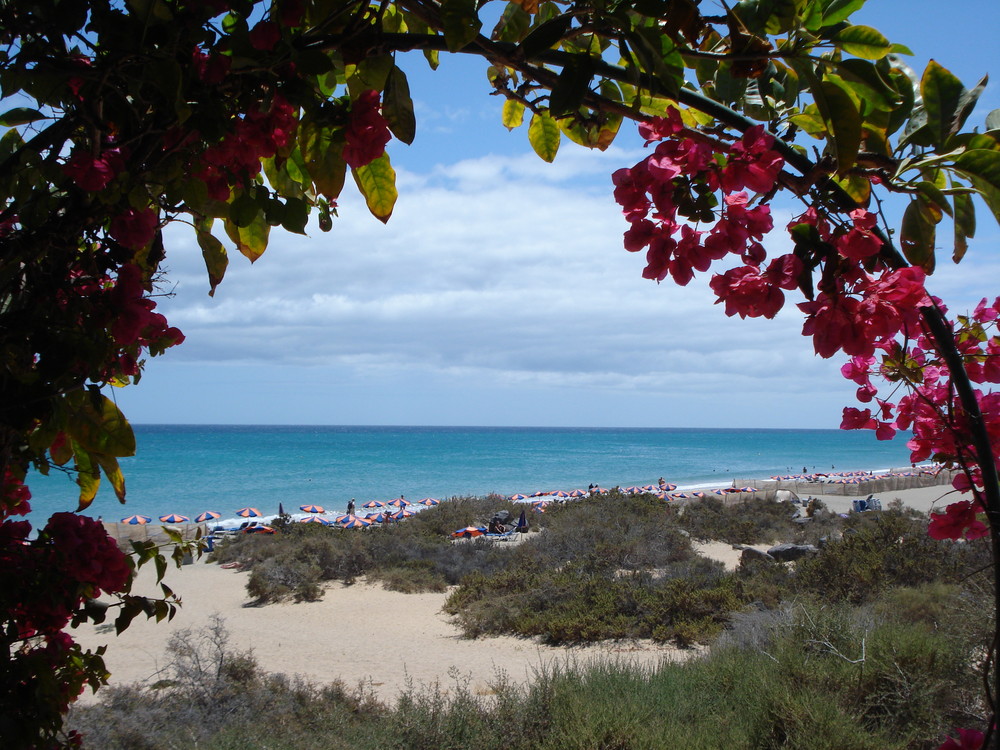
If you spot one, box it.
[528,111,560,162]
[224,215,270,262]
[352,153,397,223]
[502,99,525,130]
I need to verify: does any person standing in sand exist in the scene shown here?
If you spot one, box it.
[347,498,355,516]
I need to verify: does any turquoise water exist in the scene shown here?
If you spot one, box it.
[25,425,915,525]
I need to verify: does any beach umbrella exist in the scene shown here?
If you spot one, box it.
[391,509,415,520]
[159,513,190,523]
[418,498,440,506]
[362,500,385,509]
[121,514,151,525]
[568,489,586,497]
[662,484,677,491]
[623,486,642,494]
[299,515,330,525]
[236,507,261,518]
[365,513,385,521]
[333,514,350,524]
[299,504,325,514]
[549,490,569,498]
[451,526,485,539]
[692,491,706,498]
[195,511,221,523]
[529,491,547,498]
[642,484,658,492]
[510,493,528,501]
[670,492,689,499]
[387,498,409,507]
[342,516,372,529]
[244,524,275,534]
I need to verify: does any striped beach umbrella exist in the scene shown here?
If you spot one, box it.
[549,490,569,498]
[451,526,485,539]
[510,493,528,501]
[529,491,547,498]
[642,485,658,492]
[236,507,261,518]
[299,504,325,514]
[333,514,350,524]
[362,500,385,509]
[418,498,440,506]
[692,491,707,498]
[121,514,151,525]
[670,492,689,499]
[342,516,372,529]
[244,524,275,534]
[159,513,190,523]
[568,489,587,497]
[662,483,677,491]
[387,498,409,507]
[390,509,415,520]
[299,515,330,525]
[365,513,385,521]
[195,511,221,523]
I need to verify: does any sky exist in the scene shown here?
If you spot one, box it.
[113,0,1000,428]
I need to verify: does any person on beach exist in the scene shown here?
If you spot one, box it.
[658,477,665,487]
[347,498,355,516]
[382,510,391,524]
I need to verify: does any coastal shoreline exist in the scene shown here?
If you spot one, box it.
[74,478,953,707]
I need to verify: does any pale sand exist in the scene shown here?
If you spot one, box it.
[73,484,952,705]
[690,484,954,570]
[72,562,694,706]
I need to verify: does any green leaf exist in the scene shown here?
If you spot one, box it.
[899,198,936,272]
[833,25,892,60]
[65,392,136,457]
[549,58,594,118]
[528,110,560,162]
[987,108,1000,131]
[0,107,45,127]
[196,219,228,297]
[519,14,573,59]
[229,191,260,227]
[72,443,101,511]
[299,120,347,201]
[352,152,397,223]
[952,75,989,136]
[820,0,865,26]
[94,454,126,503]
[955,149,1000,193]
[921,60,966,147]
[817,79,862,173]
[383,67,416,145]
[832,173,871,205]
[502,99,525,130]
[440,0,482,52]
[493,2,531,43]
[224,214,270,262]
[914,181,953,218]
[952,185,975,263]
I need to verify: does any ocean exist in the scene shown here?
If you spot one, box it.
[24,425,916,526]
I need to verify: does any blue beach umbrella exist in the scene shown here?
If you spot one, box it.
[568,489,586,497]
[549,491,569,498]
[342,516,372,529]
[159,513,190,523]
[236,507,261,518]
[390,509,415,520]
[299,515,330,525]
[299,504,325,514]
[418,498,440,506]
[195,511,221,523]
[121,514,151,525]
[510,493,528,501]
[362,500,385,509]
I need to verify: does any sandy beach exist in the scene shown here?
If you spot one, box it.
[72,483,951,705]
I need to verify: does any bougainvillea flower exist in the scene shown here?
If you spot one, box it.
[109,207,157,250]
[937,727,985,750]
[342,90,391,168]
[62,148,126,192]
[928,501,989,541]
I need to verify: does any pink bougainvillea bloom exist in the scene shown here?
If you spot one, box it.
[342,90,392,168]
[62,148,125,192]
[248,20,281,51]
[928,501,989,541]
[841,407,877,431]
[938,727,985,750]
[709,266,784,319]
[637,108,683,143]
[109,207,157,250]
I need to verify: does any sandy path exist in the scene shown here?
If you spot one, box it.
[72,562,692,706]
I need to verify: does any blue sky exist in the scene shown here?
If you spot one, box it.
[115,1,1000,428]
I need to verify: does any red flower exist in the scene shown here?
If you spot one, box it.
[928,501,989,542]
[938,727,985,750]
[248,20,281,51]
[62,148,126,192]
[342,90,392,168]
[109,207,158,250]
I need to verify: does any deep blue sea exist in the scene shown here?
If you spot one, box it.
[24,425,916,526]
